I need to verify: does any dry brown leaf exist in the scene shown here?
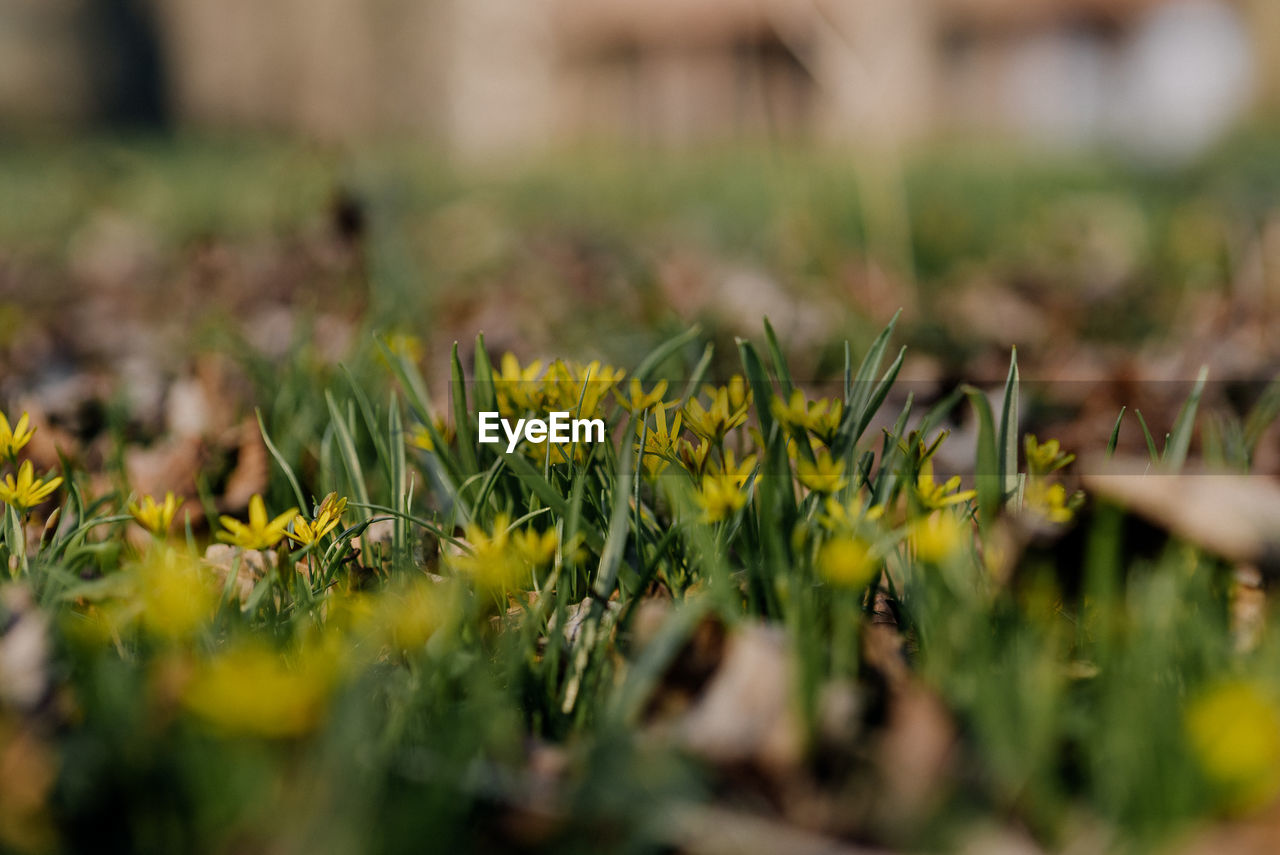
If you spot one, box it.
[220,418,269,512]
[0,586,50,711]
[674,623,803,774]
[862,623,956,829]
[663,804,891,855]
[125,438,206,519]
[1081,457,1280,571]
[202,544,276,605]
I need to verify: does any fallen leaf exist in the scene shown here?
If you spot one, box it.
[1082,457,1280,573]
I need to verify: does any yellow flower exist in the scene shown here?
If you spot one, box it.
[818,493,884,531]
[511,526,558,566]
[915,460,975,510]
[695,473,749,523]
[711,450,756,488]
[379,580,445,650]
[218,495,297,550]
[910,511,970,563]
[770,391,842,442]
[677,437,712,477]
[384,331,424,363]
[807,399,842,445]
[817,536,878,588]
[182,641,338,738]
[539,359,625,420]
[637,402,682,478]
[1023,479,1075,525]
[342,578,447,652]
[771,389,808,428]
[495,353,545,415]
[451,514,526,591]
[1024,435,1074,477]
[128,492,183,536]
[136,545,217,640]
[0,410,35,459]
[684,383,750,442]
[286,493,346,547]
[616,378,669,413]
[0,460,62,512]
[1187,680,1280,812]
[408,417,454,453]
[796,449,848,494]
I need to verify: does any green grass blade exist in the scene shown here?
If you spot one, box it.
[376,337,465,493]
[255,408,308,513]
[451,342,479,477]
[388,391,409,567]
[737,338,777,437]
[634,324,702,384]
[343,365,390,482]
[964,386,1000,530]
[997,347,1020,505]
[473,333,497,416]
[1106,406,1126,459]
[846,308,901,413]
[1162,364,1208,472]
[502,452,604,552]
[678,343,715,411]
[1134,409,1160,463]
[762,317,794,399]
[1244,376,1280,454]
[325,390,371,512]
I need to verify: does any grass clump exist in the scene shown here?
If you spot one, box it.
[0,317,1275,854]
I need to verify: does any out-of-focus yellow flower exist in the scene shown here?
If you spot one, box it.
[616,378,669,413]
[136,546,217,640]
[722,376,751,413]
[796,449,848,494]
[383,332,424,363]
[1023,479,1075,525]
[684,383,749,442]
[637,403,682,478]
[286,493,346,547]
[408,417,454,453]
[495,353,545,415]
[0,461,62,512]
[541,359,625,420]
[1186,680,1280,812]
[678,437,712,477]
[770,390,842,442]
[910,510,970,563]
[817,536,878,589]
[451,514,527,591]
[771,389,811,429]
[1025,435,1074,477]
[343,578,446,651]
[511,526,558,566]
[129,492,183,536]
[218,495,297,551]
[0,410,35,460]
[807,399,842,445]
[915,460,975,511]
[711,450,756,488]
[182,641,338,738]
[695,473,749,523]
[819,493,884,531]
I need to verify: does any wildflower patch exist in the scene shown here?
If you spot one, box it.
[477,411,605,453]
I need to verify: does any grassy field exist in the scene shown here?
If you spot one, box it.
[2,132,1280,854]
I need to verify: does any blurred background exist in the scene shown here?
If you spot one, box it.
[2,0,1280,469]
[1,0,1273,157]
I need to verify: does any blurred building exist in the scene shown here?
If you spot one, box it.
[0,0,1268,160]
